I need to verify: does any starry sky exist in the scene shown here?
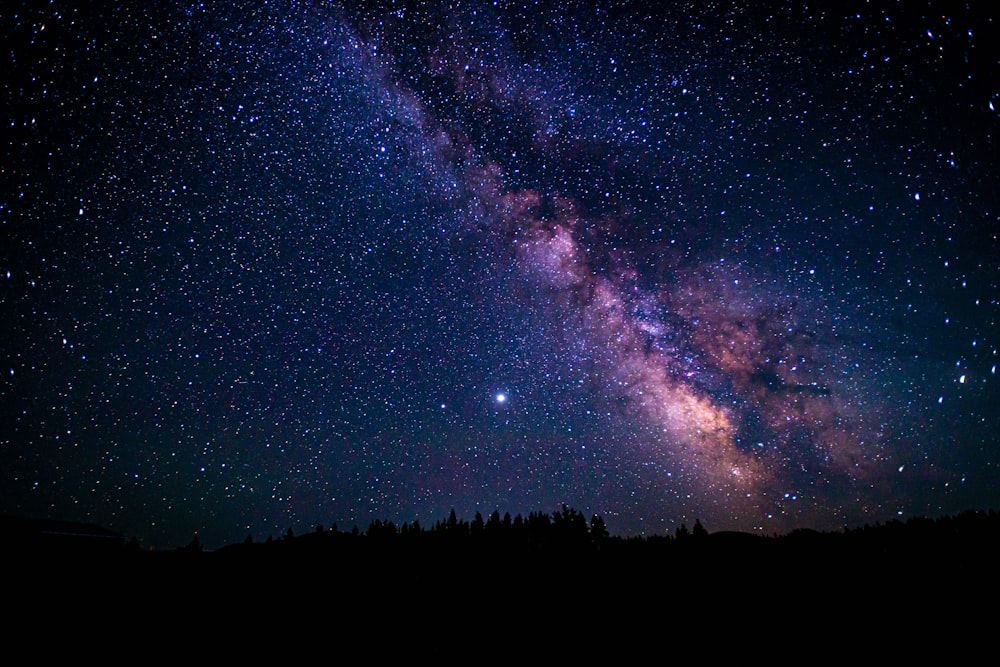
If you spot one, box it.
[2,0,998,550]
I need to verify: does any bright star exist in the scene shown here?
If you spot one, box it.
[495,393,507,404]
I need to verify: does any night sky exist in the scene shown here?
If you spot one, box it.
[3,0,998,550]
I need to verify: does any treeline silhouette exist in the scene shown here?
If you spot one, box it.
[6,506,1000,568]
[5,505,999,627]
[197,505,1000,583]
[213,504,613,564]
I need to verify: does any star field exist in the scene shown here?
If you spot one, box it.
[2,0,998,549]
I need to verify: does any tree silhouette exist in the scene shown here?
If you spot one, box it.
[590,515,609,547]
[367,519,398,538]
[552,504,590,550]
[486,510,501,533]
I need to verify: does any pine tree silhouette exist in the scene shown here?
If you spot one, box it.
[590,515,609,547]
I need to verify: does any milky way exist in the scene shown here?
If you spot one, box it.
[2,1,998,548]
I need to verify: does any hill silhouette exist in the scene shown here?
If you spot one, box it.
[3,506,998,657]
[5,505,998,579]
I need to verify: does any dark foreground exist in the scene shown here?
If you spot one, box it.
[4,510,998,657]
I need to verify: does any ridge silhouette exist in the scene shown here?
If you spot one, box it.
[6,506,998,576]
